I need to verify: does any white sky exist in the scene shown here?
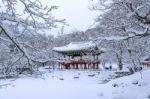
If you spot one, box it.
[41,0,99,36]
[0,0,99,36]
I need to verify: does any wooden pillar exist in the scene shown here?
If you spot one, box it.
[75,63,77,69]
[80,63,82,69]
[84,63,87,69]
[72,63,74,69]
[93,63,95,69]
[88,64,90,69]
[68,63,71,69]
[96,63,99,69]
[77,63,79,69]
[96,55,99,69]
[59,62,61,69]
[60,63,62,70]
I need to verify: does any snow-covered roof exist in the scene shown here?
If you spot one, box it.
[53,41,102,55]
[53,41,95,52]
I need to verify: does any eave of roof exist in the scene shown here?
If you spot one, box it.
[53,41,103,56]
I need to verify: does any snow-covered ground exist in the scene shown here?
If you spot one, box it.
[0,68,150,99]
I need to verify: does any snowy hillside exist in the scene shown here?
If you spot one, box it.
[0,69,150,99]
[101,69,150,99]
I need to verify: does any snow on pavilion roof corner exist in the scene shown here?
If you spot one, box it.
[53,41,97,52]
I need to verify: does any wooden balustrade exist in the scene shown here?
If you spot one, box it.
[59,59,100,69]
[142,62,150,67]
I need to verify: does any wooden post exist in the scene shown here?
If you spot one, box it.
[96,55,99,69]
[88,63,90,69]
[76,63,79,69]
[93,63,95,69]
[96,63,99,69]
[72,63,74,69]
[74,63,77,69]
[59,62,61,70]
[84,63,87,69]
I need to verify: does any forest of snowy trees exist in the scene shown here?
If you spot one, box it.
[0,0,150,78]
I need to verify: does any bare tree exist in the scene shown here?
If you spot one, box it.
[0,0,65,77]
[90,0,150,71]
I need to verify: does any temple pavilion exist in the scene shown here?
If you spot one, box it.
[53,41,104,70]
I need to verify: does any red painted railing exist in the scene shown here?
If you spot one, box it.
[59,59,100,69]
